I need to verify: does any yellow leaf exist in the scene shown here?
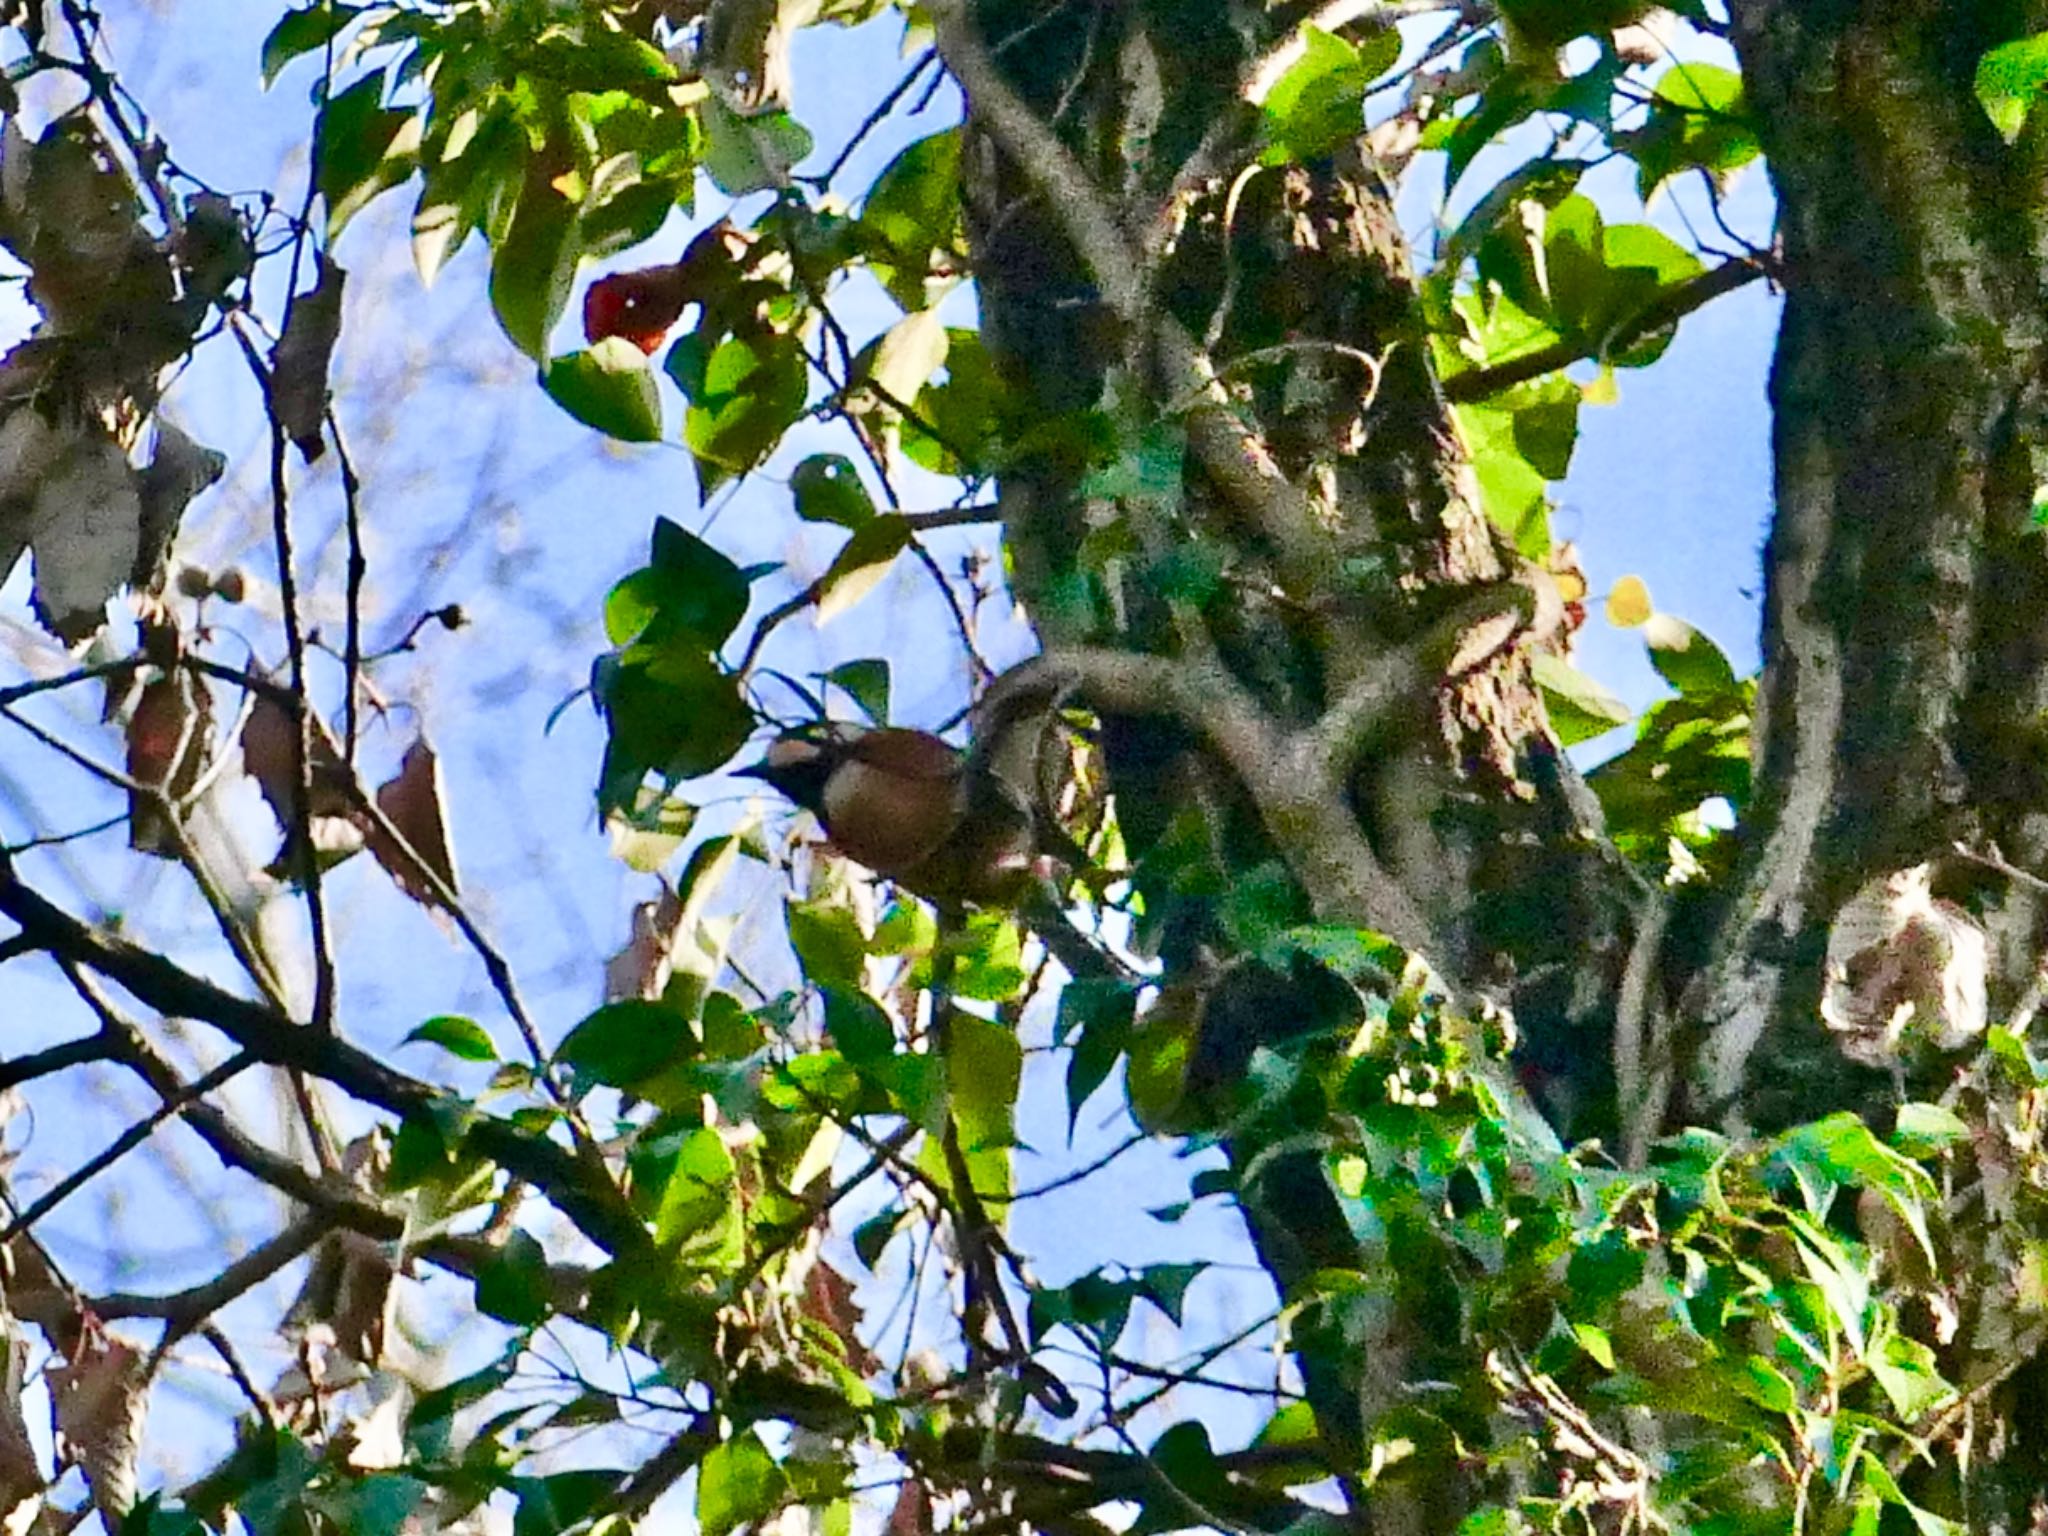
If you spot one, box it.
[1606,574,1653,628]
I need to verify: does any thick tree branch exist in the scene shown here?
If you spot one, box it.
[0,858,650,1260]
[992,653,1438,955]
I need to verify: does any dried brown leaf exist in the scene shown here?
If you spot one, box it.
[368,738,459,907]
[605,888,686,1002]
[48,1329,145,1527]
[0,1313,45,1519]
[800,1259,879,1376]
[125,669,211,856]
[271,260,344,461]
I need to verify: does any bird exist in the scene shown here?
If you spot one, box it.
[738,723,1039,909]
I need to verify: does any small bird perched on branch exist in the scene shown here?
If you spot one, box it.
[739,723,1039,909]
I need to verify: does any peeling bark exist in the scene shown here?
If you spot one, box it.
[1690,0,2048,1134]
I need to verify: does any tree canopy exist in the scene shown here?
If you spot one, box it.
[0,1,2045,1533]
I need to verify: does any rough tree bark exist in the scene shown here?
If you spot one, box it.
[936,0,1645,1525]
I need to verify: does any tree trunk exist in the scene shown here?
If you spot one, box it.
[1690,0,2048,1133]
[944,0,1642,1522]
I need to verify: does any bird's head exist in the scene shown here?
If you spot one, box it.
[736,725,868,816]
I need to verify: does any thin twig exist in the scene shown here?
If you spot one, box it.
[0,1050,256,1248]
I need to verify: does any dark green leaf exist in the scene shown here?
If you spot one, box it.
[596,641,755,811]
[262,4,365,88]
[512,1471,625,1536]
[791,454,875,527]
[543,340,662,441]
[474,1229,550,1327]
[1059,978,1136,1132]
[823,984,894,1065]
[402,1014,499,1063]
[823,658,890,723]
[556,999,694,1088]
[606,521,750,649]
[1136,1262,1203,1325]
[853,1206,904,1270]
[317,73,418,240]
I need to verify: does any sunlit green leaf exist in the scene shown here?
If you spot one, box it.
[402,1014,498,1062]
[543,339,663,441]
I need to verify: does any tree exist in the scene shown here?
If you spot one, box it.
[0,0,2044,1531]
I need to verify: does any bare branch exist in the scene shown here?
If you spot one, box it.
[0,860,649,1260]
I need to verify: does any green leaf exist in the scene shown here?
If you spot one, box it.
[543,339,663,441]
[262,4,364,88]
[1642,612,1737,697]
[1630,61,1760,195]
[1059,978,1136,1132]
[402,1014,498,1063]
[702,96,812,195]
[474,1228,550,1327]
[1260,24,1398,165]
[1891,1102,1970,1157]
[595,641,756,811]
[1978,34,2048,142]
[1136,1262,1203,1325]
[791,454,875,527]
[815,515,912,624]
[1867,1331,1955,1421]
[698,1430,789,1536]
[490,173,581,360]
[823,984,894,1065]
[317,72,418,240]
[1533,654,1631,745]
[606,520,750,649]
[1572,1322,1615,1370]
[823,658,890,723]
[1453,401,1550,556]
[787,900,868,989]
[860,130,964,309]
[512,1472,624,1536]
[680,334,810,495]
[853,1206,904,1269]
[944,1011,1022,1201]
[947,912,1027,1002]
[653,1125,741,1256]
[556,999,694,1089]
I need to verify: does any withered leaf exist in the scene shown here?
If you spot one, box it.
[271,259,344,462]
[48,1329,145,1528]
[124,668,212,856]
[368,737,460,907]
